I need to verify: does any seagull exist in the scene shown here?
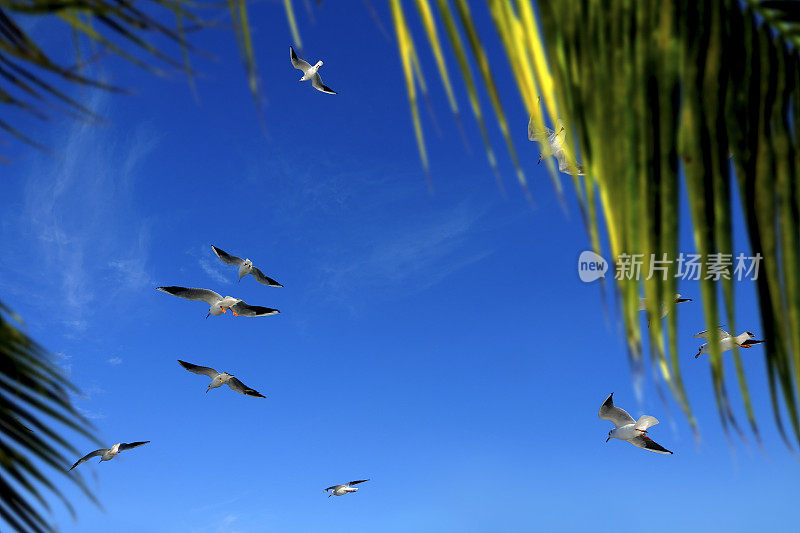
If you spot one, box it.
[211,245,283,287]
[598,393,673,455]
[693,327,764,358]
[69,441,150,471]
[178,360,266,398]
[528,116,584,175]
[639,293,692,327]
[324,479,370,497]
[290,46,337,94]
[156,286,279,318]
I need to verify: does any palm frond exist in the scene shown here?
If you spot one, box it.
[0,301,100,532]
[390,0,800,446]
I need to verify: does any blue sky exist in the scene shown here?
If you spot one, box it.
[2,3,798,532]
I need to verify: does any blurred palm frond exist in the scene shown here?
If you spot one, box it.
[390,0,800,446]
[0,301,100,533]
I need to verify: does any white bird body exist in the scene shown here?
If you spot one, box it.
[156,286,279,318]
[290,47,337,94]
[300,61,323,81]
[528,117,584,175]
[178,360,266,397]
[69,441,150,470]
[212,246,283,287]
[598,394,672,454]
[324,479,370,497]
[693,328,763,358]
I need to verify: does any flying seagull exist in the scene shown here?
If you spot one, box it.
[528,116,584,175]
[325,479,370,497]
[693,327,764,358]
[156,286,279,318]
[598,393,673,455]
[69,441,150,471]
[290,45,337,94]
[211,245,283,287]
[639,293,692,327]
[178,360,266,398]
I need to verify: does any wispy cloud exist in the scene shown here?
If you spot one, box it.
[76,407,106,420]
[199,255,230,285]
[107,357,123,366]
[321,201,493,300]
[18,92,158,334]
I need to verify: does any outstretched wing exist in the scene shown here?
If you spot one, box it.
[119,441,150,451]
[346,479,370,486]
[251,267,283,287]
[324,485,343,492]
[225,377,266,398]
[69,449,106,471]
[311,73,337,94]
[629,435,673,455]
[634,415,659,431]
[212,245,244,267]
[528,115,554,142]
[178,360,220,379]
[693,327,730,340]
[598,393,635,428]
[290,46,312,72]
[157,286,222,305]
[231,301,280,317]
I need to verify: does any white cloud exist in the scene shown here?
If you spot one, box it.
[18,91,158,335]
[107,357,123,366]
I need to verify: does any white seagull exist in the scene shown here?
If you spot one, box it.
[598,393,673,455]
[693,327,763,358]
[528,116,584,175]
[324,479,370,497]
[69,441,150,471]
[178,360,266,398]
[639,293,692,327]
[156,286,279,318]
[211,245,283,287]
[290,46,337,94]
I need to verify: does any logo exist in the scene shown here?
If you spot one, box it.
[578,250,608,282]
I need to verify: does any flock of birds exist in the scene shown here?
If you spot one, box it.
[599,294,764,454]
[68,244,368,496]
[66,70,762,487]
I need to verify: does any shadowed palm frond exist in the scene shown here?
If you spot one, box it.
[0,301,101,532]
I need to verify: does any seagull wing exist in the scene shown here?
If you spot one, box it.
[629,435,673,454]
[69,449,107,471]
[346,479,370,486]
[231,301,280,317]
[178,360,220,379]
[324,485,343,492]
[290,46,312,73]
[554,148,585,175]
[225,377,266,398]
[598,393,636,428]
[634,415,659,431]
[212,245,244,267]
[693,327,730,340]
[741,339,764,347]
[528,123,554,143]
[118,441,150,451]
[311,72,337,94]
[251,266,283,287]
[157,286,222,305]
